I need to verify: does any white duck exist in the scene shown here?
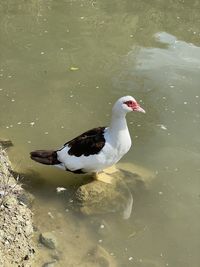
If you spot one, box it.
[30,96,145,181]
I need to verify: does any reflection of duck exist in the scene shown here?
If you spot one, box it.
[30,96,145,180]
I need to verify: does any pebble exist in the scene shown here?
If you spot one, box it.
[39,232,58,249]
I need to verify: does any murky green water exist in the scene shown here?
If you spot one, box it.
[1,0,200,266]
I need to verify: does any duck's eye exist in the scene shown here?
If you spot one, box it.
[126,101,133,105]
[124,100,135,107]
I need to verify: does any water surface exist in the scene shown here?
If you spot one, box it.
[0,0,200,266]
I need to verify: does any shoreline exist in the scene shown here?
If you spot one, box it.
[0,145,35,266]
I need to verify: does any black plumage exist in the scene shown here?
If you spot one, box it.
[30,127,106,166]
[64,127,106,157]
[30,150,61,165]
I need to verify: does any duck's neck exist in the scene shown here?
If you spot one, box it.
[108,112,129,138]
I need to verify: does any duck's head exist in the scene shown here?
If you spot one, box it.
[112,96,146,115]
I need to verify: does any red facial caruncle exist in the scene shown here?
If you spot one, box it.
[124,100,146,113]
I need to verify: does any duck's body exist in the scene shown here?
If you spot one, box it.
[30,96,145,175]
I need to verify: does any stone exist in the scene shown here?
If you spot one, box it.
[42,260,57,267]
[17,191,35,208]
[83,245,117,267]
[3,196,18,207]
[39,232,57,249]
[24,221,33,237]
[0,139,13,148]
[76,163,155,218]
[76,170,134,219]
[117,162,156,187]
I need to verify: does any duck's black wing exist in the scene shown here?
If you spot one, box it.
[62,127,106,157]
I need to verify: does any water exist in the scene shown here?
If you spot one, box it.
[0,0,200,266]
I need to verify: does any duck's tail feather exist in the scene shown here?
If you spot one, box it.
[30,150,61,165]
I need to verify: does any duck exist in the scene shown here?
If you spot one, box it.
[30,96,145,181]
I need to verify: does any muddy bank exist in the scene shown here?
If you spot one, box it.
[0,145,35,266]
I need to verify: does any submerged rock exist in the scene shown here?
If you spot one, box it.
[117,162,156,187]
[17,191,35,208]
[42,260,57,267]
[39,232,58,249]
[83,245,117,267]
[0,139,13,148]
[76,172,133,219]
[76,164,155,218]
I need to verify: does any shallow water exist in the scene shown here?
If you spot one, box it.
[0,0,200,266]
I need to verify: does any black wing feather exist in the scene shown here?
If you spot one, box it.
[63,127,106,157]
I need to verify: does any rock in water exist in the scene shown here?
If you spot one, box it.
[117,162,156,187]
[17,191,35,208]
[39,232,57,249]
[0,139,13,148]
[76,169,134,219]
[83,245,117,267]
[76,164,155,218]
[42,260,57,267]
